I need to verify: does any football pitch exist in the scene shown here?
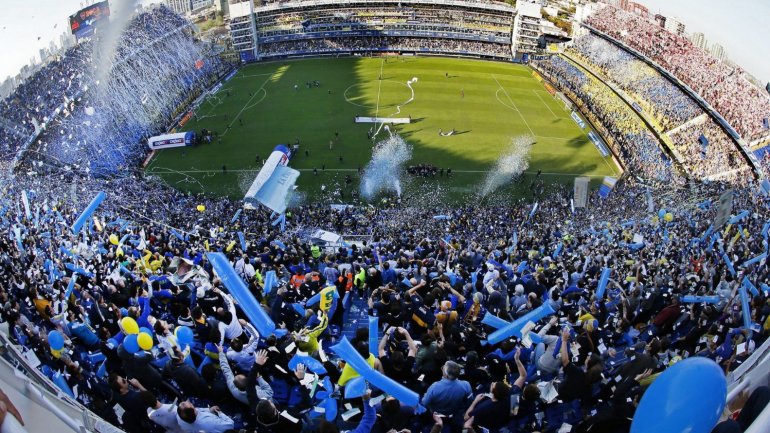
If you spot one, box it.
[146,56,619,204]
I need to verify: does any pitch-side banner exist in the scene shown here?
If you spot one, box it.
[574,177,590,208]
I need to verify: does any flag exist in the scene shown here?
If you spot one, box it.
[760,179,770,197]
[598,177,617,199]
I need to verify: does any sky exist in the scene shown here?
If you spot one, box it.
[639,0,770,85]
[0,0,768,85]
[0,0,156,82]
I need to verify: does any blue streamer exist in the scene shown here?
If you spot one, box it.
[596,267,611,300]
[722,253,736,277]
[681,295,720,304]
[71,192,106,234]
[368,316,379,355]
[230,208,242,224]
[728,210,749,225]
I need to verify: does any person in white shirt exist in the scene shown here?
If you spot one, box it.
[176,401,234,433]
[226,322,260,371]
[141,391,184,433]
[213,288,243,345]
[218,346,274,404]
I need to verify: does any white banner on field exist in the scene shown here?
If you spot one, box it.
[354,116,411,124]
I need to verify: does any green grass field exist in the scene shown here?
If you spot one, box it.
[146,56,618,204]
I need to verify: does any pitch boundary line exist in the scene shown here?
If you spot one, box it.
[492,74,535,136]
[146,168,607,177]
[233,72,279,79]
[533,90,558,119]
[242,88,268,112]
[373,58,385,119]
[222,73,275,137]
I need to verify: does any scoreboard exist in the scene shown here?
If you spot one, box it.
[69,1,111,40]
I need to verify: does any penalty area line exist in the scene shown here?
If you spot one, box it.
[222,72,276,136]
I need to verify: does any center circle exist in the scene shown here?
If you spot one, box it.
[343,80,414,110]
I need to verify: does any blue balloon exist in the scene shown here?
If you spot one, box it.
[139,327,153,336]
[175,326,194,345]
[47,330,65,350]
[658,209,666,219]
[631,357,726,433]
[123,334,140,354]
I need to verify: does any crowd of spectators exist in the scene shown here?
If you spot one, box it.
[568,34,700,131]
[2,162,770,433]
[585,4,770,141]
[256,5,512,39]
[668,119,748,180]
[260,37,512,58]
[565,33,750,180]
[535,56,677,183]
[0,5,226,171]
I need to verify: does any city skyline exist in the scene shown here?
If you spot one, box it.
[1,0,769,86]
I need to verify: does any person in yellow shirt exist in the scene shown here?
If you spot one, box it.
[296,310,328,355]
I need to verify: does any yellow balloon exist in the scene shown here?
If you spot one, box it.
[121,317,139,335]
[137,332,153,350]
[319,286,336,312]
[664,212,674,222]
[109,234,119,245]
[226,240,236,252]
[197,205,206,212]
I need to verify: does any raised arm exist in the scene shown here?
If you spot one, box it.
[513,347,527,389]
[560,327,570,367]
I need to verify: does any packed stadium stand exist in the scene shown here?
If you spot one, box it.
[584,3,770,143]
[231,0,521,60]
[2,2,770,433]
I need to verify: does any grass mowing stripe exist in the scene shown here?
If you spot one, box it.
[149,57,615,201]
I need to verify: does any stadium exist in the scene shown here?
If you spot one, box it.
[0,0,769,432]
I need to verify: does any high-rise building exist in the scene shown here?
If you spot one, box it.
[192,0,214,12]
[165,0,192,15]
[690,32,707,50]
[709,43,726,61]
[663,16,685,35]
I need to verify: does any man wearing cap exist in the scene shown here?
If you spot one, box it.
[422,360,473,426]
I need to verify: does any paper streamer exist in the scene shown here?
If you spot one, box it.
[207,252,276,337]
[72,191,106,234]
